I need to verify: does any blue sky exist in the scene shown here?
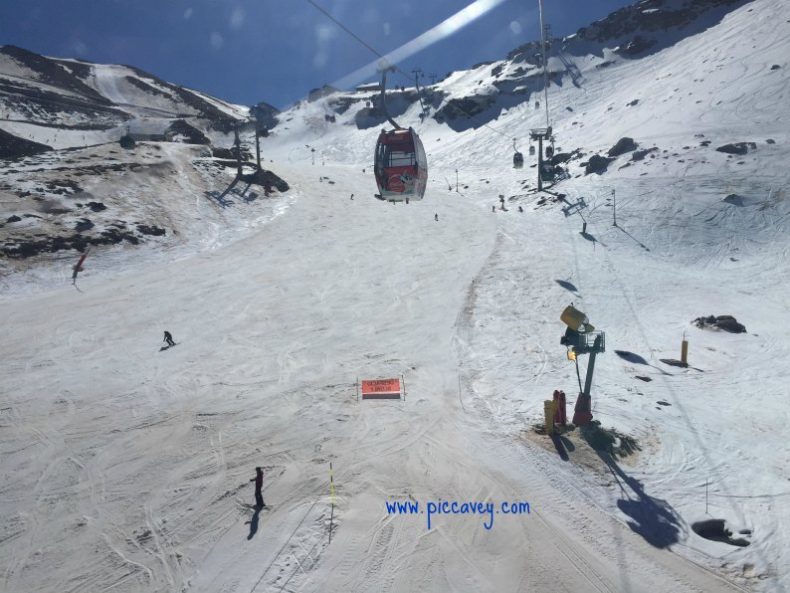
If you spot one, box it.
[1,0,634,109]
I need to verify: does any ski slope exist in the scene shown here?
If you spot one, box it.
[2,0,789,591]
[0,161,762,593]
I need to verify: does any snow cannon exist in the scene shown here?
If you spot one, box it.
[560,305,594,333]
[559,306,605,427]
[560,305,603,356]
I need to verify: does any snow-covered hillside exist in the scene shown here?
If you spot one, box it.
[0,45,253,152]
[1,0,789,592]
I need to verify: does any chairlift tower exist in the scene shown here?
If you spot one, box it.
[251,113,271,172]
[538,0,550,130]
[531,0,555,191]
[412,67,428,118]
[233,125,242,178]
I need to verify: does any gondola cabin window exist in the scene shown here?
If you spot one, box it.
[388,150,416,167]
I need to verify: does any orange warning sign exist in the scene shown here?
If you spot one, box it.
[361,378,401,399]
[361,378,401,393]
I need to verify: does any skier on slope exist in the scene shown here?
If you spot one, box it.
[163,331,176,347]
[72,249,90,285]
[251,467,265,509]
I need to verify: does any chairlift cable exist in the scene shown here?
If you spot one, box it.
[305,0,389,65]
[305,0,510,140]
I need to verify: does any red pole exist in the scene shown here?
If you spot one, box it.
[553,390,567,426]
[559,391,567,425]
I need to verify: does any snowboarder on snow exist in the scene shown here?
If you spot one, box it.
[251,467,265,509]
[163,331,175,347]
[434,213,438,221]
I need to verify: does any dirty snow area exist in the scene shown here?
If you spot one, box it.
[0,142,289,296]
[1,0,789,592]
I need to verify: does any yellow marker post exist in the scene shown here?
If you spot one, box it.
[681,339,689,365]
[544,400,555,435]
[329,462,336,544]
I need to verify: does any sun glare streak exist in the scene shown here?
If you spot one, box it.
[332,0,511,90]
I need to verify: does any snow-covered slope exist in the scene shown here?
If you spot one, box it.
[1,0,789,592]
[0,45,253,152]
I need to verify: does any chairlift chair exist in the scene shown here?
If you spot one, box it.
[546,135,555,159]
[512,138,524,169]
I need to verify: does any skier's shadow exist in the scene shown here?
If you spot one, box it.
[246,507,261,540]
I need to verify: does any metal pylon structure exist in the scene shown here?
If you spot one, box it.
[530,0,555,191]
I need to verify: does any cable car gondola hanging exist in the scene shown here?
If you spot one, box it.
[373,66,427,203]
[512,138,524,169]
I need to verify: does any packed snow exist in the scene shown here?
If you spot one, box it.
[1,0,789,592]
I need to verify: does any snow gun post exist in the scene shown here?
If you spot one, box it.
[543,400,556,435]
[560,305,605,426]
[681,332,689,366]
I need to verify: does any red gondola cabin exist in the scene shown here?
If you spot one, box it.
[374,127,427,202]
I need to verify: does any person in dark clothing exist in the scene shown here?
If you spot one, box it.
[434,213,438,221]
[251,467,264,509]
[163,331,175,347]
[518,206,524,213]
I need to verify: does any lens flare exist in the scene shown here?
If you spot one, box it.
[333,0,511,89]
